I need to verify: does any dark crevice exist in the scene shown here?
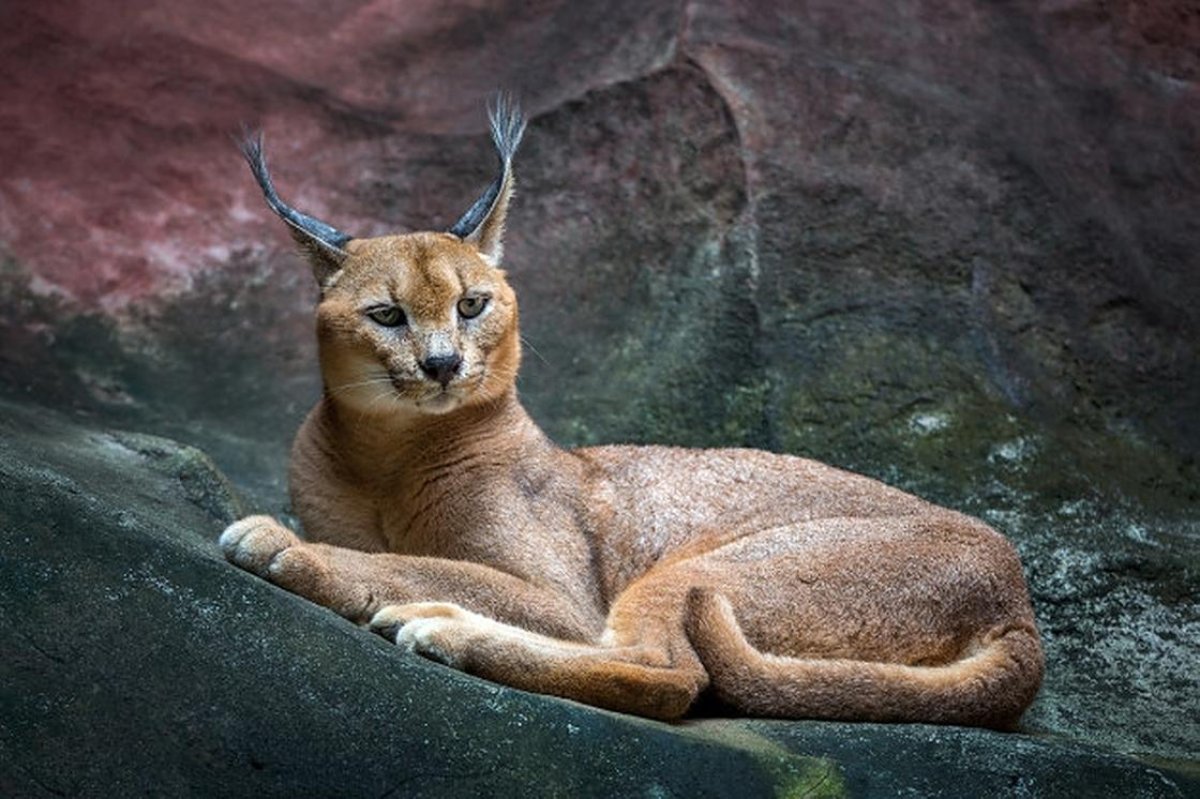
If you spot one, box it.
[671,38,772,449]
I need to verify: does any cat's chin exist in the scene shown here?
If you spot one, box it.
[412,391,465,416]
[330,386,466,420]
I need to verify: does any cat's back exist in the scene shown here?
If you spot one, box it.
[572,443,933,568]
[578,443,927,513]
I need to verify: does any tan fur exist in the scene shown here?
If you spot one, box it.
[222,117,1043,727]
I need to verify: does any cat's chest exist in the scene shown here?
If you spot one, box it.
[372,469,510,557]
[373,465,595,580]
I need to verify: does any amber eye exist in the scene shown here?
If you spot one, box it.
[457,294,489,319]
[367,306,406,327]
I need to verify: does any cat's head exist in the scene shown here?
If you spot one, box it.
[241,97,525,418]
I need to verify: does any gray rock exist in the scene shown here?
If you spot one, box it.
[1,398,1196,798]
[0,398,828,798]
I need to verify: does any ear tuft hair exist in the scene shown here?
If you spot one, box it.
[448,94,526,261]
[488,92,526,167]
[239,130,353,257]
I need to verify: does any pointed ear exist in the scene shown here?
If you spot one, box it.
[239,131,353,287]
[448,94,526,265]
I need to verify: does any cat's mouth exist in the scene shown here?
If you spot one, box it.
[388,371,480,413]
[390,373,461,394]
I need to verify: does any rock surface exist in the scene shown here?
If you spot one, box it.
[1,399,1195,798]
[1,0,1198,793]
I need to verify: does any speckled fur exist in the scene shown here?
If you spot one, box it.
[221,108,1043,726]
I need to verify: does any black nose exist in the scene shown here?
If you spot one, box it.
[420,353,462,387]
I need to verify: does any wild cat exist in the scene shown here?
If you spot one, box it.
[220,97,1042,726]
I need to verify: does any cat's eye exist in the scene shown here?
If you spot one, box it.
[457,294,489,319]
[367,306,406,327]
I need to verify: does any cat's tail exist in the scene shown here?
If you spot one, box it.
[683,588,1043,729]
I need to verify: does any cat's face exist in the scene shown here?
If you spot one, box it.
[316,232,521,417]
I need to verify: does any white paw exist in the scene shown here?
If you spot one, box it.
[369,602,476,667]
[218,515,300,575]
[218,516,261,552]
[395,617,461,666]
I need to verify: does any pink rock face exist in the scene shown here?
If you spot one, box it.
[0,1,677,308]
[1,0,1196,314]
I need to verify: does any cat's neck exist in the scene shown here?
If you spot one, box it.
[316,386,553,480]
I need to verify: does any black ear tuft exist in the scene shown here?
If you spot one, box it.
[448,94,526,251]
[238,129,354,256]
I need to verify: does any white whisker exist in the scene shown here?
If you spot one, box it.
[329,376,395,396]
[520,335,549,366]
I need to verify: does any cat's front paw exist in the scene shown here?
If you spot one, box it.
[219,515,348,607]
[369,602,482,668]
[219,515,301,576]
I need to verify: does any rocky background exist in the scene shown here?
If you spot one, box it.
[1,0,1198,795]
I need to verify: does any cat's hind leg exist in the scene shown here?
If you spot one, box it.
[681,513,1045,729]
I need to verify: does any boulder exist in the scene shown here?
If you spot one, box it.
[1,399,1195,797]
